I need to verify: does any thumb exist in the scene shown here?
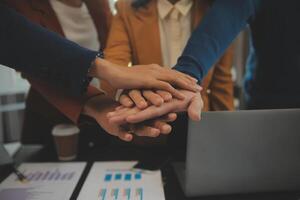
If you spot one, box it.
[187,93,203,121]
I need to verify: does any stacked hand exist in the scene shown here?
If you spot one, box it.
[108,90,203,126]
[89,58,201,99]
[87,59,203,141]
[83,95,178,142]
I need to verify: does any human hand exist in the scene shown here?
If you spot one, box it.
[82,95,177,142]
[89,58,201,100]
[108,90,203,125]
[119,89,173,109]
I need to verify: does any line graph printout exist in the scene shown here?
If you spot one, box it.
[77,161,165,200]
[0,162,86,200]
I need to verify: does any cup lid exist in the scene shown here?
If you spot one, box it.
[52,124,80,136]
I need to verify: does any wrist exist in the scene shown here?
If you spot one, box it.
[88,51,106,78]
[88,58,104,79]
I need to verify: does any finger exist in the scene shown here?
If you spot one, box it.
[126,102,178,124]
[109,107,141,125]
[107,107,130,118]
[128,90,148,109]
[187,93,203,121]
[119,94,134,107]
[184,74,198,83]
[153,120,172,135]
[154,81,185,100]
[156,90,172,102]
[152,113,177,134]
[171,76,202,93]
[172,70,197,83]
[165,70,201,91]
[133,126,160,137]
[143,90,164,106]
[155,113,178,122]
[110,107,176,123]
[117,131,134,142]
[115,105,125,111]
[110,125,134,142]
[165,112,177,122]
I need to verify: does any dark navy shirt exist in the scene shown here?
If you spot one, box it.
[0,4,98,96]
[175,0,300,109]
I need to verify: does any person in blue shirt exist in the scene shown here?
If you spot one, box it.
[174,0,300,109]
[109,0,300,125]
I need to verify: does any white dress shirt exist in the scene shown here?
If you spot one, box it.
[115,0,194,100]
[49,0,101,88]
[157,0,193,68]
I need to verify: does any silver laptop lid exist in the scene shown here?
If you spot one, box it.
[185,109,300,196]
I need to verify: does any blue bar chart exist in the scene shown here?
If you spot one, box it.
[101,171,144,200]
[99,187,144,200]
[78,162,165,200]
[104,172,142,182]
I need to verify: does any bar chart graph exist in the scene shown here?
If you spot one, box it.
[78,162,165,200]
[104,172,142,182]
[0,163,86,200]
[99,187,143,200]
[21,169,75,182]
[99,171,144,200]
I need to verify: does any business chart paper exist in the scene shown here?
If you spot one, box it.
[77,161,165,200]
[0,162,86,200]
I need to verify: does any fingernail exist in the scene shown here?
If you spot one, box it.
[155,99,164,106]
[163,125,171,132]
[125,134,133,141]
[191,77,198,82]
[139,101,148,108]
[151,129,160,137]
[195,85,202,91]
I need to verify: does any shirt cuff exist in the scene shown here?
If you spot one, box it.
[75,51,104,96]
[174,55,204,83]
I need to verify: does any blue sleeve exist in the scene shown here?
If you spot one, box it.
[174,0,261,82]
[0,4,98,96]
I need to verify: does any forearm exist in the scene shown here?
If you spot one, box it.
[0,4,98,96]
[174,0,261,82]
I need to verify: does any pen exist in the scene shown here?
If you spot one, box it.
[11,165,28,183]
[0,144,28,182]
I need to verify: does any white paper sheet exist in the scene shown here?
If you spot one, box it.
[77,161,165,200]
[0,162,86,200]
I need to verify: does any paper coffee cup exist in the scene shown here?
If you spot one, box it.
[52,124,79,161]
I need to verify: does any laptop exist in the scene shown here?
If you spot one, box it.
[174,109,300,197]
